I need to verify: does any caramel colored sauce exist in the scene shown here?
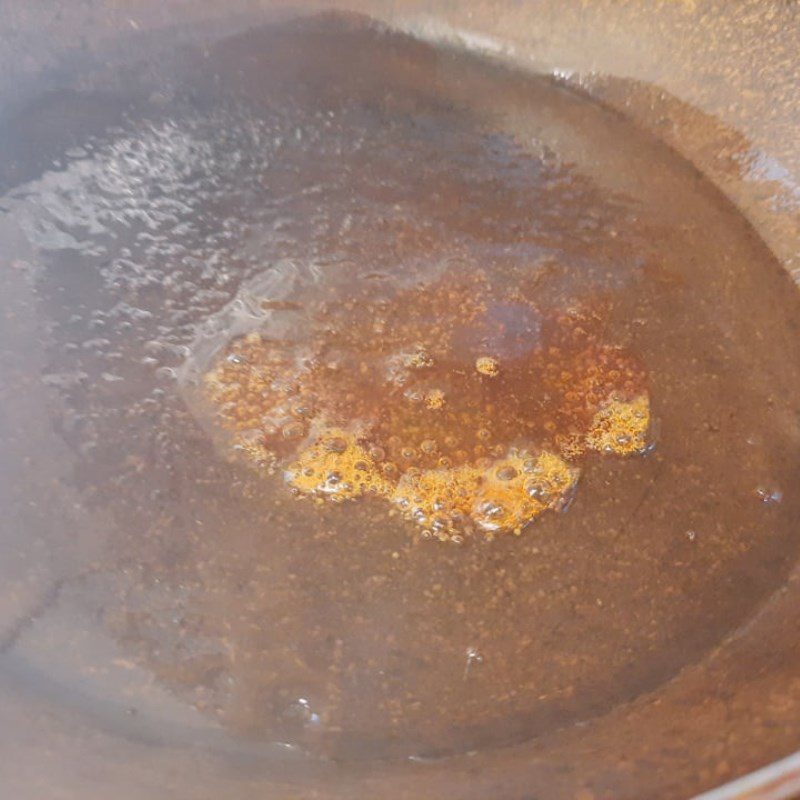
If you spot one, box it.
[7,13,800,764]
[202,268,650,538]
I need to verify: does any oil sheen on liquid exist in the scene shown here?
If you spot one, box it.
[2,13,800,761]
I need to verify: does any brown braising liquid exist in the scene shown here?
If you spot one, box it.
[4,14,800,761]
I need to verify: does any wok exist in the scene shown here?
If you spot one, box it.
[1,2,799,798]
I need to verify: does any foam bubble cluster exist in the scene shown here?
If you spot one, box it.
[198,268,652,540]
[586,396,651,455]
[284,430,391,500]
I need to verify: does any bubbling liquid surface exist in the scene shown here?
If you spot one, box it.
[3,13,800,761]
[195,266,650,539]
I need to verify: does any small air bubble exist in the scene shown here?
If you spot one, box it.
[496,466,518,481]
[756,486,783,505]
[324,437,348,454]
[525,481,551,502]
[282,421,305,439]
[479,502,504,518]
[464,646,484,678]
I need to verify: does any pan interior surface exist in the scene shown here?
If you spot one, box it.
[1,13,800,766]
